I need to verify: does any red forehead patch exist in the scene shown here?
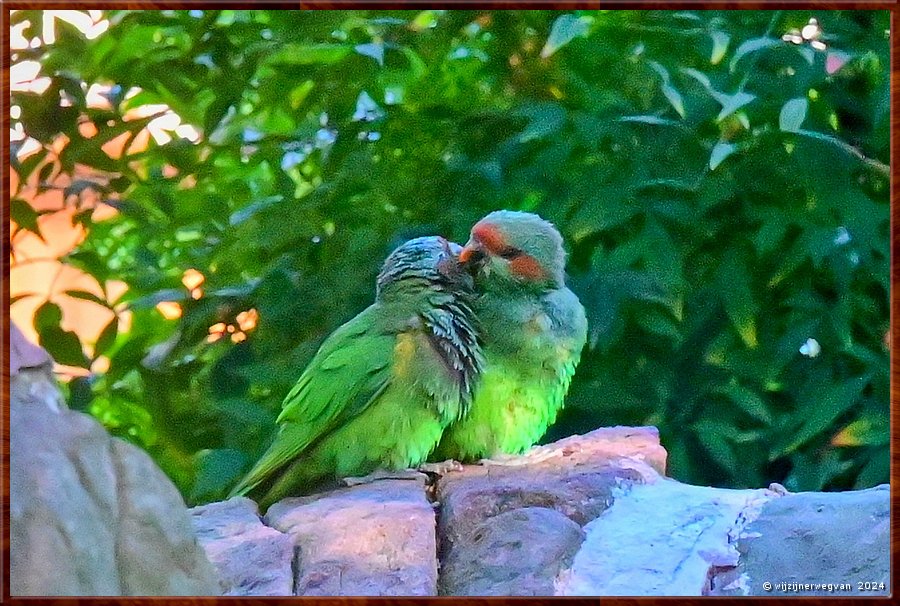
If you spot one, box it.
[471,221,507,254]
[509,255,546,281]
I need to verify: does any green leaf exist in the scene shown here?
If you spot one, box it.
[288,80,316,109]
[635,310,682,344]
[66,375,94,411]
[709,141,736,170]
[661,83,686,119]
[695,419,740,475]
[33,301,90,367]
[266,43,351,65]
[680,67,754,121]
[203,95,235,136]
[718,256,758,348]
[798,46,815,65]
[229,195,285,226]
[648,61,685,118]
[752,215,789,255]
[715,382,773,424]
[779,97,808,133]
[64,290,110,307]
[35,301,63,333]
[354,42,384,66]
[11,198,43,239]
[515,102,566,143]
[715,91,755,122]
[680,67,712,89]
[785,449,853,491]
[854,451,888,488]
[831,417,888,447]
[571,193,640,233]
[65,250,110,282]
[410,10,439,31]
[127,289,188,310]
[190,448,247,503]
[95,317,119,356]
[616,115,680,126]
[710,31,730,65]
[15,148,48,184]
[774,377,869,458]
[39,327,90,368]
[210,280,260,298]
[729,37,781,72]
[541,14,592,58]
[399,46,427,79]
[60,137,120,173]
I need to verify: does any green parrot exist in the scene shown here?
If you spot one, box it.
[229,236,483,508]
[431,210,588,461]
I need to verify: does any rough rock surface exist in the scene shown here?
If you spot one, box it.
[190,497,295,596]
[708,484,890,596]
[554,474,778,596]
[190,423,889,597]
[441,506,584,596]
[265,475,439,596]
[9,324,220,596]
[436,426,664,596]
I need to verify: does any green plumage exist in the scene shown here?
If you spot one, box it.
[432,211,587,461]
[230,237,482,508]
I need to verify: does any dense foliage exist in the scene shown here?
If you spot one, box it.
[10,10,890,503]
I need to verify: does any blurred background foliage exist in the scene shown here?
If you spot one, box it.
[9,9,890,504]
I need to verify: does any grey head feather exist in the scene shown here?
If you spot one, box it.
[376,236,472,298]
[375,236,483,411]
[477,210,567,288]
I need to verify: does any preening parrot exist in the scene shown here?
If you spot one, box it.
[229,236,483,508]
[431,210,587,461]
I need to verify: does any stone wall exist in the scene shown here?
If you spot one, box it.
[191,427,890,597]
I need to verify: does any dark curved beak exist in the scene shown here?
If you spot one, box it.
[458,242,486,266]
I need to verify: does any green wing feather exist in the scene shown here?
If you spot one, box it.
[228,305,395,497]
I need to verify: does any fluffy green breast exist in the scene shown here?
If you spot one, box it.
[475,286,586,365]
[431,285,587,461]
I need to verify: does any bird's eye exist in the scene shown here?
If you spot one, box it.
[498,247,522,260]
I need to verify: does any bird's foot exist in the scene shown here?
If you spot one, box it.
[342,468,427,487]
[418,459,464,476]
